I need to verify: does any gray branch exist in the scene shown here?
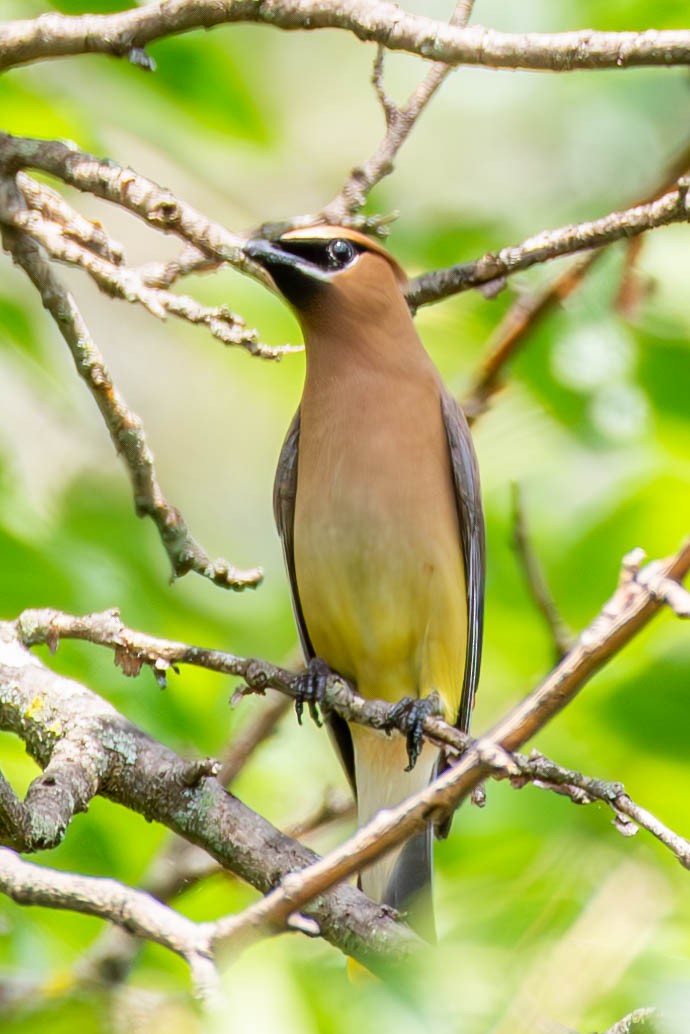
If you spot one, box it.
[0,621,418,971]
[408,179,690,308]
[0,173,262,592]
[0,537,688,978]
[0,849,220,998]
[3,134,690,312]
[2,2,690,75]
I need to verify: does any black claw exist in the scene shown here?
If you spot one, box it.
[292,657,333,727]
[385,695,441,771]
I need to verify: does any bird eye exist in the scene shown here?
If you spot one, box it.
[326,238,357,269]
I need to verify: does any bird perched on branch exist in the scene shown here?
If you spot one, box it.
[244,225,485,939]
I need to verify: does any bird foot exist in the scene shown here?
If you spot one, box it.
[292,657,334,727]
[384,693,442,772]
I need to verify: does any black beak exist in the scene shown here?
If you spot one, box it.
[244,237,283,267]
[243,237,330,283]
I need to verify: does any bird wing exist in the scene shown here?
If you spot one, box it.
[273,408,314,660]
[440,390,486,733]
[273,408,357,791]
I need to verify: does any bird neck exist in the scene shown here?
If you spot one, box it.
[299,290,431,387]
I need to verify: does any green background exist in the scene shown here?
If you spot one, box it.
[0,1,689,1031]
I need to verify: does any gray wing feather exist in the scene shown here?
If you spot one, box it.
[273,409,357,790]
[273,408,314,660]
[440,390,485,733]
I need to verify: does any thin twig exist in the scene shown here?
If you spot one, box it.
[221,691,292,784]
[0,848,220,1000]
[510,751,690,869]
[7,204,285,358]
[0,179,262,591]
[511,482,575,660]
[604,1008,659,1034]
[0,133,258,276]
[462,137,690,423]
[323,0,476,222]
[408,177,690,308]
[462,252,601,423]
[18,171,124,263]
[137,245,219,288]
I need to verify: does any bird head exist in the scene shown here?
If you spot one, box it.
[243,225,408,331]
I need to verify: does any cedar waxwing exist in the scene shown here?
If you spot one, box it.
[244,225,485,938]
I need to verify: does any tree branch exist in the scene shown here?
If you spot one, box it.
[323,0,476,222]
[408,178,690,307]
[0,0,687,1005]
[17,171,125,264]
[9,189,285,359]
[15,538,690,767]
[0,537,687,976]
[11,539,690,907]
[203,541,690,950]
[4,133,690,316]
[0,133,256,275]
[3,2,690,75]
[510,751,690,870]
[77,787,353,988]
[0,175,262,592]
[461,135,690,422]
[462,252,602,423]
[0,848,221,998]
[511,482,575,660]
[0,621,420,971]
[603,1008,659,1034]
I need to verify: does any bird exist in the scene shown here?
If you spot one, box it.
[244,224,485,939]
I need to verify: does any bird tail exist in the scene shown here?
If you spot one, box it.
[350,725,438,940]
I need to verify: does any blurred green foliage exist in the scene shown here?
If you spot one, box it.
[1,1,689,1032]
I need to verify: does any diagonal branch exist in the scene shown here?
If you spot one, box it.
[1,538,687,972]
[461,137,690,422]
[408,177,690,307]
[0,176,262,592]
[462,251,602,423]
[17,171,125,264]
[77,788,353,988]
[7,199,287,359]
[4,133,690,313]
[205,541,690,948]
[0,848,220,998]
[0,621,420,970]
[0,783,354,996]
[511,482,575,660]
[323,0,476,222]
[3,2,690,75]
[0,132,258,277]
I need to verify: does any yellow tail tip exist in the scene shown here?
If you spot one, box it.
[346,956,378,983]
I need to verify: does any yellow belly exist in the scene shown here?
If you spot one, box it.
[294,493,467,716]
